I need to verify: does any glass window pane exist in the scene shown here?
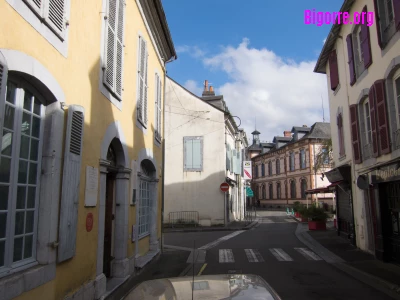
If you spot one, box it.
[0,157,11,183]
[32,116,41,138]
[0,185,8,210]
[18,160,28,184]
[27,187,36,209]
[13,237,23,262]
[0,240,4,267]
[20,135,30,159]
[16,186,26,209]
[0,212,6,238]
[33,98,41,116]
[4,105,15,130]
[24,235,33,259]
[25,211,34,233]
[28,163,38,184]
[396,78,400,97]
[1,130,13,156]
[30,139,39,161]
[21,113,31,135]
[15,211,25,235]
[6,83,16,104]
[24,91,33,111]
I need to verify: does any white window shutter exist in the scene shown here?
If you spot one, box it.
[104,0,117,92]
[0,54,8,154]
[24,0,45,18]
[137,37,146,123]
[58,105,85,262]
[115,0,125,98]
[143,44,148,125]
[155,74,162,140]
[45,0,67,39]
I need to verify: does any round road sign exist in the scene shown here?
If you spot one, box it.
[220,182,229,192]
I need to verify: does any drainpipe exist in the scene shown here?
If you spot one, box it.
[161,55,176,253]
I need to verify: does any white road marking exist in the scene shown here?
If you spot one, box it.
[295,248,323,261]
[261,218,274,223]
[198,230,245,250]
[269,248,293,261]
[284,219,297,223]
[245,249,264,262]
[219,249,235,263]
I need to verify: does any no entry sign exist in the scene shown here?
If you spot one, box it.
[220,182,229,192]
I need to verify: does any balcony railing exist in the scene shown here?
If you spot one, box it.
[362,142,373,160]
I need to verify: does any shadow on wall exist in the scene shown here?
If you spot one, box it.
[163,170,229,226]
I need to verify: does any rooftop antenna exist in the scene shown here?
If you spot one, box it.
[321,95,325,122]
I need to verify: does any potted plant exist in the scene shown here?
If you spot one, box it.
[302,205,328,230]
[293,201,302,217]
[297,206,308,222]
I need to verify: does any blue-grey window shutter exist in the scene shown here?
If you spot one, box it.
[192,139,201,169]
[236,150,241,175]
[232,149,237,173]
[58,105,85,262]
[230,149,234,172]
[184,138,193,169]
[226,144,231,171]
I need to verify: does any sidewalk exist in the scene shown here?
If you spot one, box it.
[104,248,189,300]
[295,219,400,300]
[163,220,258,233]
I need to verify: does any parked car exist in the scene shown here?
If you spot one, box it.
[123,274,282,300]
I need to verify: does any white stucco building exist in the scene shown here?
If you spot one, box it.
[164,78,248,226]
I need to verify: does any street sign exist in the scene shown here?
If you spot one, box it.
[243,161,252,180]
[220,182,229,192]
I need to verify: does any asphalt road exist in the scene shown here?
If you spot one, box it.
[188,213,394,300]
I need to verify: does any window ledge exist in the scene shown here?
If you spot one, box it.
[0,263,55,300]
[339,155,347,161]
[138,233,150,240]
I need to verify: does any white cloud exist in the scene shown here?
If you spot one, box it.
[176,45,206,58]
[323,38,327,44]
[183,79,203,96]
[202,38,329,142]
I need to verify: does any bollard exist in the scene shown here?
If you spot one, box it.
[291,208,294,216]
[286,207,290,215]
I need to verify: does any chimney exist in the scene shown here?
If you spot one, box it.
[284,131,291,137]
[204,80,208,91]
[202,80,216,97]
[303,125,308,127]
[209,86,214,92]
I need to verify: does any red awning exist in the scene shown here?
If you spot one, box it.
[305,187,330,195]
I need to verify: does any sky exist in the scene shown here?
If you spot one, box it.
[162,0,343,143]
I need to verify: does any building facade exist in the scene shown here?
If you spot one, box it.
[315,0,400,260]
[250,123,334,208]
[0,0,176,299]
[164,79,248,226]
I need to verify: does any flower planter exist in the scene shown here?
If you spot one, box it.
[295,212,300,218]
[308,221,326,230]
[301,217,308,222]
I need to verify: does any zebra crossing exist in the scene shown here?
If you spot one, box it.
[218,247,322,263]
[256,217,297,224]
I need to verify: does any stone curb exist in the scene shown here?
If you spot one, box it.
[163,221,259,233]
[295,223,400,300]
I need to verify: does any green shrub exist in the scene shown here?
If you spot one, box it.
[301,205,328,222]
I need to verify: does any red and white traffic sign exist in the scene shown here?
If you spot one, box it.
[220,182,229,192]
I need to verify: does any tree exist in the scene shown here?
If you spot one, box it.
[313,138,333,174]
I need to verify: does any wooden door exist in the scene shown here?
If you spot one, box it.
[103,173,115,277]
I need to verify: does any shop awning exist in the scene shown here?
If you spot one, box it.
[246,186,254,197]
[327,181,343,191]
[305,187,330,195]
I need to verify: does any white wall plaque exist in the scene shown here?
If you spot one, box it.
[85,166,99,207]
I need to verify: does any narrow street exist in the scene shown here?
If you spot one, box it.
[164,211,394,300]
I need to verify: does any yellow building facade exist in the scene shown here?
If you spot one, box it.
[0,0,176,299]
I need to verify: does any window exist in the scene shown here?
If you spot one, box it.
[328,50,339,91]
[0,79,44,271]
[353,26,365,77]
[138,180,150,237]
[137,36,148,126]
[155,73,162,142]
[269,184,273,200]
[254,165,258,178]
[261,163,265,177]
[300,149,306,169]
[103,0,125,100]
[276,182,281,199]
[301,179,307,199]
[268,161,272,176]
[364,101,373,145]
[184,137,203,171]
[289,152,295,171]
[337,113,345,157]
[393,73,400,149]
[376,0,398,48]
[276,159,280,175]
[290,180,296,199]
[21,0,68,39]
[322,148,330,164]
[262,184,266,199]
